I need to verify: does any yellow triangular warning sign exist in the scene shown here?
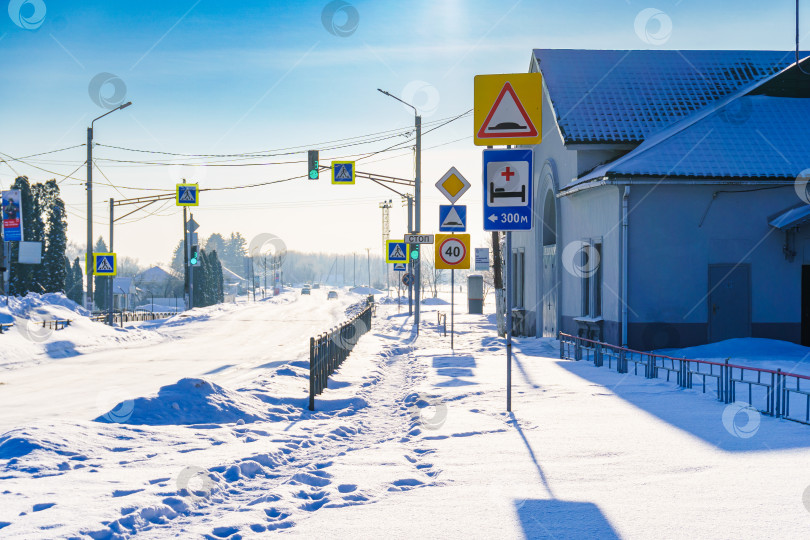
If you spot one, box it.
[477,82,538,139]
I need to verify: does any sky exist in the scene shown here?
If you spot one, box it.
[0,0,805,266]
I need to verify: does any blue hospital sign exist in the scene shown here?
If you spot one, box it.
[482,148,533,231]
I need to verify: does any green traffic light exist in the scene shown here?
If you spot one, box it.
[309,170,318,179]
[410,248,419,260]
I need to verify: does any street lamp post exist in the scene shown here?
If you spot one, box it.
[377,89,421,333]
[86,101,132,312]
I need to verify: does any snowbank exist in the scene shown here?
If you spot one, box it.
[421,297,449,305]
[95,378,276,425]
[0,292,89,324]
[657,337,810,376]
[349,286,383,295]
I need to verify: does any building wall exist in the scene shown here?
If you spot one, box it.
[624,183,800,349]
[558,186,622,343]
[510,75,577,336]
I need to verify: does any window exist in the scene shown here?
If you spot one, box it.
[580,240,602,318]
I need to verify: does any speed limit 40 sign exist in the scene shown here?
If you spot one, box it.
[435,234,470,270]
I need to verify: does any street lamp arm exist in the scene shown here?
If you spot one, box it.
[377,89,416,115]
[91,101,133,128]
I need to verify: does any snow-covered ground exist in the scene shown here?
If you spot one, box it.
[2,290,810,538]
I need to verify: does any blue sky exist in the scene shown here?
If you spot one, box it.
[0,0,806,266]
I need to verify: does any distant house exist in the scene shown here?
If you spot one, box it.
[112,277,136,311]
[134,265,182,297]
[509,49,810,350]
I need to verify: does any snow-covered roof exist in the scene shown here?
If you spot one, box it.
[113,277,134,294]
[136,265,180,283]
[601,96,810,179]
[533,49,795,144]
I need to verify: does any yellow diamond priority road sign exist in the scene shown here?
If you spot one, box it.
[474,73,543,146]
[435,167,470,204]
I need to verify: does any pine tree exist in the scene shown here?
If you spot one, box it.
[70,258,84,305]
[170,240,185,273]
[64,256,74,298]
[223,232,247,275]
[210,250,224,303]
[93,237,109,310]
[43,183,67,293]
[205,233,225,257]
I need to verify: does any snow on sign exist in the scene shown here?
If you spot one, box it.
[331,161,356,185]
[435,166,470,204]
[474,73,542,146]
[385,240,409,263]
[439,204,466,232]
[175,184,199,207]
[93,253,117,276]
[435,233,470,270]
[483,148,533,231]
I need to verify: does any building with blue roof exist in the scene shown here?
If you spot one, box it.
[508,49,810,350]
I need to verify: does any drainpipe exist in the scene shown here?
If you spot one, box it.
[621,186,630,347]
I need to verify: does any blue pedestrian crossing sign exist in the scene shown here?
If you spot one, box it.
[385,240,409,263]
[332,161,356,185]
[439,204,467,232]
[93,253,117,276]
[393,263,406,272]
[176,183,199,206]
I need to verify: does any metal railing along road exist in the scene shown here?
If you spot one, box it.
[309,302,373,411]
[559,333,810,426]
[91,311,176,326]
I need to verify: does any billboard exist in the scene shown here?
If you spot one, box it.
[1,190,22,241]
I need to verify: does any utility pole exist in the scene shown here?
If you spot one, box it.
[379,199,391,296]
[86,101,132,312]
[183,207,189,309]
[377,89,420,331]
[353,253,356,287]
[414,113,422,332]
[109,198,114,326]
[403,194,413,316]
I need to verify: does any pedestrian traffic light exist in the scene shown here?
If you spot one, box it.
[410,244,419,260]
[190,245,200,266]
[308,150,319,180]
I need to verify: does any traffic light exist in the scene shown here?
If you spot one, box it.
[308,150,319,180]
[190,245,200,266]
[410,244,419,261]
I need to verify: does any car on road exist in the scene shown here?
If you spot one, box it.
[327,291,338,300]
[301,284,311,295]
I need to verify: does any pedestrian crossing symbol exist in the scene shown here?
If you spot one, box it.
[176,183,199,206]
[93,253,117,276]
[385,240,409,263]
[331,161,356,185]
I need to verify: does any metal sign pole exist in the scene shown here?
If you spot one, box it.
[451,269,455,350]
[506,231,512,412]
[109,198,114,326]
